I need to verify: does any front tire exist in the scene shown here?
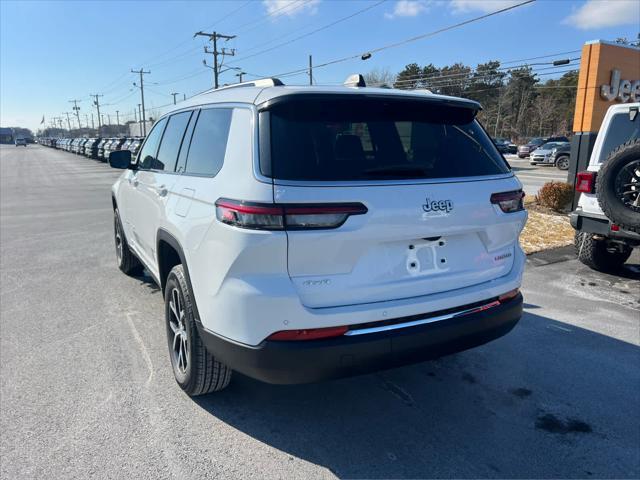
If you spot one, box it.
[114,208,142,275]
[165,265,232,396]
[575,232,632,272]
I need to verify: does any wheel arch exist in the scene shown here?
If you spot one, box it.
[156,229,203,323]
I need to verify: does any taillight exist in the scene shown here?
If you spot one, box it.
[575,171,596,193]
[490,190,525,213]
[267,325,348,341]
[215,198,367,230]
[498,288,520,302]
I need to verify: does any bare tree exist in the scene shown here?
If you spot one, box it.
[364,68,396,87]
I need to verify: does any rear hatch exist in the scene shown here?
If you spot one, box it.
[260,93,525,308]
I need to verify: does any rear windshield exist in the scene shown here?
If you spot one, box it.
[263,96,509,181]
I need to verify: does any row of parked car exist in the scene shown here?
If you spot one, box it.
[39,136,144,161]
[516,135,571,169]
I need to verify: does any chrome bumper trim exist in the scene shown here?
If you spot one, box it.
[344,300,501,336]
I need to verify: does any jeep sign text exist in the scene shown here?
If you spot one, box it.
[422,198,454,214]
[600,69,640,103]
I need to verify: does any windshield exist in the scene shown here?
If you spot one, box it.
[264,96,509,181]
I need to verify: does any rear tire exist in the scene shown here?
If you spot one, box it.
[575,232,632,272]
[165,265,232,396]
[114,208,142,275]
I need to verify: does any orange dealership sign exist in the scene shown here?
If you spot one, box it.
[573,40,640,133]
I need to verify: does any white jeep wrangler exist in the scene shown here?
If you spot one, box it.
[571,102,640,271]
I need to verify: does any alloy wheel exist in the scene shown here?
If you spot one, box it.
[168,287,189,375]
[114,216,123,265]
[615,159,640,212]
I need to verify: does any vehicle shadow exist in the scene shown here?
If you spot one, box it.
[192,310,640,478]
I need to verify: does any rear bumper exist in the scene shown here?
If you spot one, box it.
[198,294,522,385]
[570,210,640,242]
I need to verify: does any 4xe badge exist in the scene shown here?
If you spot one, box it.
[422,198,454,217]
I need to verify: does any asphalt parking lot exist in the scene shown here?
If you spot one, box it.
[1,144,639,479]
[504,154,569,196]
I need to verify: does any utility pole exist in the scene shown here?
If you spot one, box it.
[63,112,72,131]
[84,114,89,129]
[101,114,105,128]
[107,114,111,125]
[170,92,179,104]
[69,99,82,129]
[235,71,246,83]
[91,113,95,130]
[131,68,150,135]
[194,31,236,89]
[308,55,313,85]
[115,110,120,126]
[137,104,142,137]
[90,94,103,134]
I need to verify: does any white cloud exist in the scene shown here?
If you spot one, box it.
[262,0,320,18]
[450,0,523,14]
[385,0,430,19]
[563,0,640,29]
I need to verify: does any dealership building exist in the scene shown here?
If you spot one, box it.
[569,39,640,203]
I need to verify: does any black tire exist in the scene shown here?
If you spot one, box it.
[596,140,640,233]
[574,232,632,272]
[165,265,232,396]
[114,208,142,275]
[556,156,570,170]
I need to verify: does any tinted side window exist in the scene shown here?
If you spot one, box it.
[138,118,168,169]
[184,108,232,176]
[176,110,199,174]
[598,112,639,163]
[155,111,192,172]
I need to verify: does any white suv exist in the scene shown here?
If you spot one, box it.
[109,78,527,395]
[571,102,639,271]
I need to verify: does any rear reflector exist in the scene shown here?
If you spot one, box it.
[216,198,367,230]
[498,288,520,302]
[576,171,596,193]
[267,325,349,341]
[490,190,525,213]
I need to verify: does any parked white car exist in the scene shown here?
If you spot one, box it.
[109,77,527,395]
[571,102,639,271]
[529,141,569,165]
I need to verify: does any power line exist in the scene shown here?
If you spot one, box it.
[228,0,386,65]
[270,0,535,79]
[195,31,236,89]
[131,69,150,135]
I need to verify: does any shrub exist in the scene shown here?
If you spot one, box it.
[536,181,574,212]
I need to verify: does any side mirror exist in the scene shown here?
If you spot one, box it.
[109,150,132,169]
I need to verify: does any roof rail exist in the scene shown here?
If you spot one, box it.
[198,78,285,96]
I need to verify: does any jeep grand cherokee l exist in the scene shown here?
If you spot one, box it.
[109,78,527,395]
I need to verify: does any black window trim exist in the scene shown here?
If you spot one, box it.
[147,110,195,175]
[136,117,169,170]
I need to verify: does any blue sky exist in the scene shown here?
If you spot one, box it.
[1,0,638,131]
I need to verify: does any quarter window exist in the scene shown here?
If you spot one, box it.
[155,111,192,171]
[137,117,168,169]
[184,108,232,176]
